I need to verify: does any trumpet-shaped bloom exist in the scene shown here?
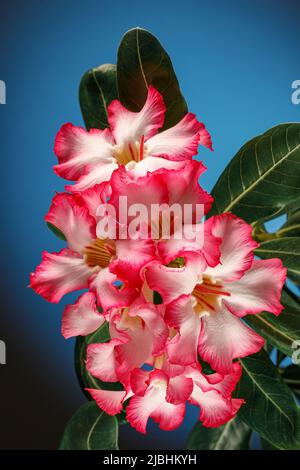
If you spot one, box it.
[30,191,147,314]
[103,160,214,238]
[86,298,168,385]
[87,359,244,433]
[54,86,212,191]
[144,213,286,374]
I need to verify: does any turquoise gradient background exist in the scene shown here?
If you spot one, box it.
[0,0,299,449]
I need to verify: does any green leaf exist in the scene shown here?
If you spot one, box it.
[235,350,300,449]
[46,222,66,241]
[79,64,118,130]
[277,209,300,238]
[187,417,252,450]
[117,27,187,130]
[261,438,282,450]
[59,401,118,450]
[75,323,123,399]
[255,237,300,284]
[281,365,300,395]
[210,123,300,223]
[245,289,300,357]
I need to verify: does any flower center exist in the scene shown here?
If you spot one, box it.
[192,275,230,313]
[84,238,116,268]
[113,135,145,165]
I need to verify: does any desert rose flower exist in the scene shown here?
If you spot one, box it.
[29,189,156,315]
[87,358,244,433]
[86,297,168,386]
[54,86,212,191]
[101,161,217,281]
[144,213,286,374]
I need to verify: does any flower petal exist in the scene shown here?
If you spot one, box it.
[79,182,111,218]
[130,368,150,396]
[165,160,213,217]
[54,124,114,180]
[166,295,201,366]
[166,376,194,405]
[128,300,168,356]
[198,307,265,374]
[144,254,205,305]
[61,292,105,339]
[126,388,163,434]
[157,220,221,268]
[126,156,185,178]
[110,239,157,287]
[205,213,259,282]
[86,339,123,382]
[190,384,244,427]
[107,86,166,144]
[86,388,127,416]
[30,249,94,303]
[224,259,286,317]
[89,268,138,312]
[146,113,210,160]
[45,193,96,253]
[66,161,118,192]
[150,401,186,431]
[205,362,242,398]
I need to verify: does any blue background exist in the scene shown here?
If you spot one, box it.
[0,0,299,449]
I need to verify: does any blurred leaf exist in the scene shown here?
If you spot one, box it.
[235,350,300,449]
[117,27,187,130]
[79,64,118,130]
[46,222,66,241]
[210,123,300,223]
[255,237,300,284]
[59,401,118,450]
[187,417,252,450]
[277,209,300,238]
[281,365,300,396]
[245,289,300,357]
[75,323,123,399]
[261,438,282,450]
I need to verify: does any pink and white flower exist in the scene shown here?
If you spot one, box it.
[86,297,168,385]
[30,190,150,324]
[54,86,212,191]
[144,213,286,374]
[87,358,244,434]
[104,160,214,239]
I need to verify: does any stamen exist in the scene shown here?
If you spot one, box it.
[139,135,145,160]
[192,277,230,313]
[84,238,116,268]
[128,142,136,162]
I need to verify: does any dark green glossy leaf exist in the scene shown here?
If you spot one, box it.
[245,290,300,357]
[79,64,118,130]
[46,222,66,241]
[187,417,252,450]
[75,323,123,399]
[281,365,300,394]
[255,237,300,284]
[277,209,300,238]
[235,350,300,449]
[117,28,187,130]
[59,401,118,450]
[210,123,300,223]
[261,438,282,450]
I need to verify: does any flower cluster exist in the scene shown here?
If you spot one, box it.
[30,86,286,433]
